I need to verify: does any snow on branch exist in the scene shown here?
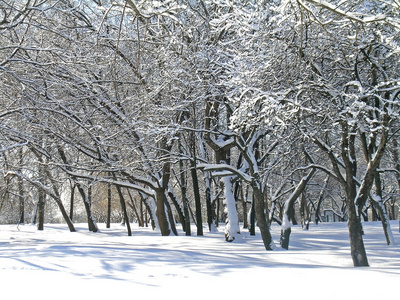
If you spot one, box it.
[197,163,252,183]
[63,170,156,197]
[303,0,387,24]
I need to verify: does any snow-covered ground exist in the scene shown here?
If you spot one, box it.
[1,221,399,299]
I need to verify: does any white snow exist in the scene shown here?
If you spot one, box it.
[1,221,400,299]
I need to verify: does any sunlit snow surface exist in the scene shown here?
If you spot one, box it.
[1,221,399,299]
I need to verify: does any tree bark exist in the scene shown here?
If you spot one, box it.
[280,168,315,249]
[76,183,98,232]
[18,174,24,224]
[315,176,329,225]
[252,181,274,250]
[127,190,143,226]
[222,176,240,242]
[155,188,171,236]
[249,197,256,236]
[69,181,75,222]
[346,190,369,267]
[18,148,24,224]
[389,134,400,232]
[107,183,111,228]
[370,173,394,245]
[205,173,213,232]
[178,155,191,235]
[191,159,203,236]
[178,138,190,234]
[343,128,369,267]
[114,183,132,236]
[37,187,45,231]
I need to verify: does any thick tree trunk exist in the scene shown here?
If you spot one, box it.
[347,199,369,266]
[37,188,45,231]
[390,136,400,232]
[156,189,171,236]
[252,181,273,250]
[346,174,369,267]
[280,224,291,250]
[222,176,240,242]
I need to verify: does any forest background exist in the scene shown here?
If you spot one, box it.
[1,0,400,267]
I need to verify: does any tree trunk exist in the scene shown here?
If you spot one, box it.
[347,197,369,267]
[107,183,111,228]
[280,169,315,249]
[168,189,186,231]
[178,139,191,234]
[156,189,171,236]
[370,173,394,245]
[249,197,256,236]
[164,195,178,236]
[252,181,273,250]
[215,194,220,228]
[127,190,142,226]
[222,176,240,242]
[76,183,98,232]
[345,167,369,267]
[241,185,248,229]
[31,201,38,225]
[179,157,191,235]
[390,136,400,232]
[315,176,329,225]
[140,193,157,229]
[37,188,45,231]
[18,148,24,224]
[300,192,311,230]
[114,183,132,236]
[18,175,24,224]
[69,181,75,222]
[191,159,203,236]
[205,173,213,232]
[140,198,145,227]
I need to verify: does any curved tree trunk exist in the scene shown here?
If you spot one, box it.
[370,173,395,245]
[114,183,132,236]
[76,183,98,232]
[280,169,316,249]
